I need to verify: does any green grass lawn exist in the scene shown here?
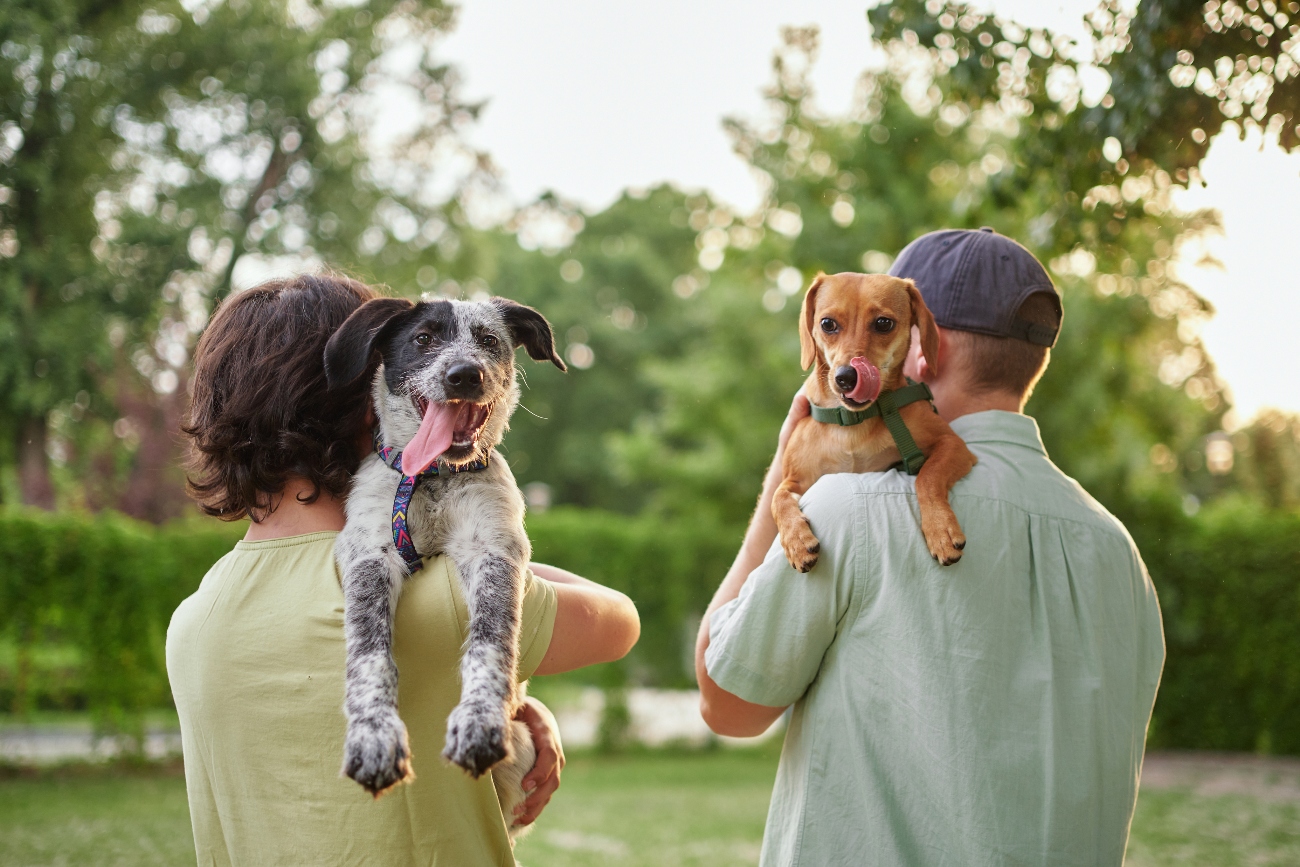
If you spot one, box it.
[0,765,193,867]
[2,750,1298,866]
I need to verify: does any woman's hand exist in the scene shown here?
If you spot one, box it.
[513,697,565,826]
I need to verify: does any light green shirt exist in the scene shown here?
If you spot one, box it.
[166,532,556,867]
[706,411,1165,866]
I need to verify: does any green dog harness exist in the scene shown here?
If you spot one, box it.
[809,380,935,475]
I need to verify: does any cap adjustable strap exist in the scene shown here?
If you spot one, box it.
[1008,318,1059,347]
[373,431,489,573]
[808,380,935,475]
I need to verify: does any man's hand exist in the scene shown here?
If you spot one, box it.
[513,697,565,826]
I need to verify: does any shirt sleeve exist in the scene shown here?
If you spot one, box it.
[705,475,858,707]
[516,567,558,681]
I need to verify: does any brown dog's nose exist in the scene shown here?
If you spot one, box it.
[445,363,484,393]
[834,365,857,393]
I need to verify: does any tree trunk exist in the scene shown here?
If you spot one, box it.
[17,416,55,509]
[118,386,191,523]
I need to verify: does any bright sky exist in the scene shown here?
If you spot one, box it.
[439,0,1300,424]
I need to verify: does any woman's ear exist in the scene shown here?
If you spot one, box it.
[492,298,567,371]
[799,274,826,371]
[903,279,940,377]
[324,297,415,388]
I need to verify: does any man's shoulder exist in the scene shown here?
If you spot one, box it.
[802,449,1135,548]
[804,469,915,503]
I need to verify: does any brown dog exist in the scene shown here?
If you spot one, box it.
[773,272,977,572]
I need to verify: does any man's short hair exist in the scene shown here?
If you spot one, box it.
[183,273,378,521]
[946,292,1058,402]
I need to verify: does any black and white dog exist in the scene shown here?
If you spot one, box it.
[323,295,565,815]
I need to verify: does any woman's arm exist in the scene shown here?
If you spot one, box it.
[531,563,640,676]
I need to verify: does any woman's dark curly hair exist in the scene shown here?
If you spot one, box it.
[183,273,379,521]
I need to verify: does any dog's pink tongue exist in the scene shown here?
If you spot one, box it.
[846,357,882,404]
[402,403,459,476]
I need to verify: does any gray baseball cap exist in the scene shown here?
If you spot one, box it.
[888,227,1062,347]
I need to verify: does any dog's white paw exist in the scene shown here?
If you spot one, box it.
[343,708,414,797]
[443,700,509,778]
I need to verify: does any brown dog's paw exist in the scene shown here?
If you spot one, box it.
[780,521,822,573]
[922,515,966,567]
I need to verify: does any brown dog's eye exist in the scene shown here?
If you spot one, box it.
[820,318,839,334]
[415,333,431,346]
[873,317,895,334]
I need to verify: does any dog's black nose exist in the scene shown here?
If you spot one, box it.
[834,365,858,393]
[445,363,484,393]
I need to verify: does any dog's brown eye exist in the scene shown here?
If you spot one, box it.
[873,317,895,334]
[415,333,431,346]
[820,318,839,334]
[479,333,499,349]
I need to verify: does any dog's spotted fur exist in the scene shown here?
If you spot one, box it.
[325,296,564,834]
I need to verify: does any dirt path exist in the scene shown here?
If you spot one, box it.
[1141,751,1300,801]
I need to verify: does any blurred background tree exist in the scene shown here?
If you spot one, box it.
[2,0,1298,527]
[0,0,491,517]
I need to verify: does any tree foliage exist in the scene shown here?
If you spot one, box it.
[871,0,1300,182]
[0,0,488,509]
[4,0,1298,524]
[494,17,1243,524]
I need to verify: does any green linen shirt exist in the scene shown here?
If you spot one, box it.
[166,532,557,867]
[706,411,1165,866]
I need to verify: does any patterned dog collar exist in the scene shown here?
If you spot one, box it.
[374,431,490,573]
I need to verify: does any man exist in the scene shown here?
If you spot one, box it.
[696,229,1165,865]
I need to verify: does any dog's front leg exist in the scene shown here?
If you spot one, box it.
[443,548,526,778]
[773,422,822,573]
[915,432,978,566]
[339,533,413,796]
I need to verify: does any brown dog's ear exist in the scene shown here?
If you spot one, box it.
[799,274,826,371]
[903,279,941,377]
[324,297,415,388]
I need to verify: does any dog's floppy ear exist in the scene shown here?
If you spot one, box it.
[324,297,415,388]
[799,274,827,371]
[492,298,567,371]
[903,279,941,377]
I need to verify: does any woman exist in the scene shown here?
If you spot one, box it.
[167,273,638,866]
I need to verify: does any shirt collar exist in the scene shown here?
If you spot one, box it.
[949,410,1047,454]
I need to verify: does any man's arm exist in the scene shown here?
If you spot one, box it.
[695,393,809,737]
[531,563,640,676]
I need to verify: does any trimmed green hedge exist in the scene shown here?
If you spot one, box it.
[526,508,738,687]
[0,512,242,735]
[0,507,736,734]
[1,502,1297,754]
[1134,500,1300,754]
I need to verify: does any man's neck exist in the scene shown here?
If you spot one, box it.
[928,378,1022,424]
[243,477,347,541]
